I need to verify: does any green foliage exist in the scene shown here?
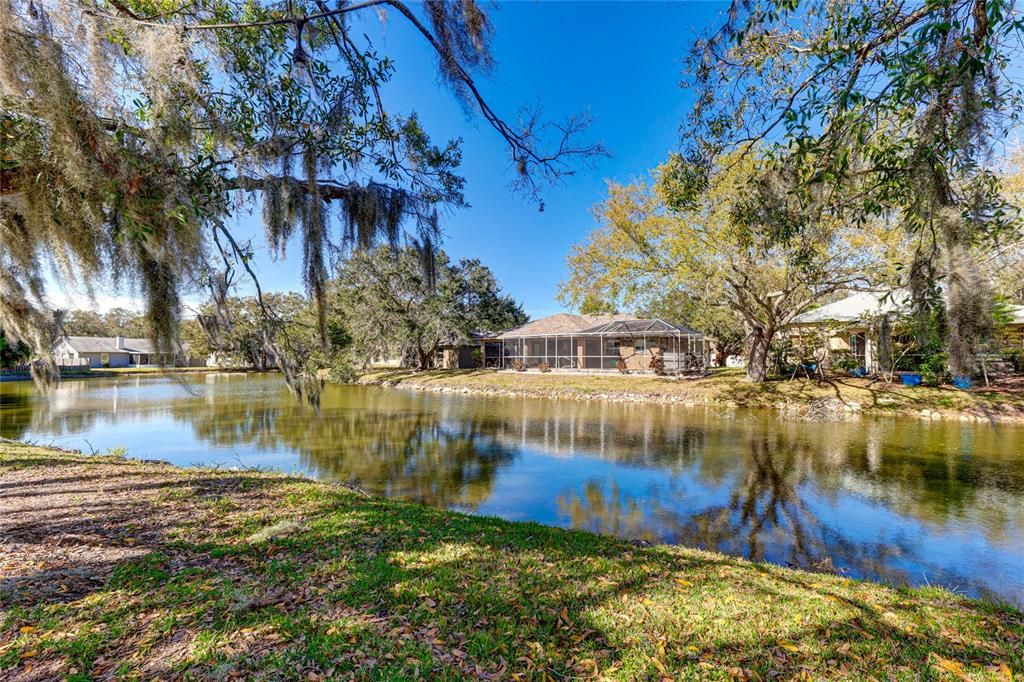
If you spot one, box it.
[918,351,950,387]
[194,292,352,382]
[0,0,598,386]
[576,293,619,316]
[686,0,1024,378]
[561,153,903,381]
[830,350,860,373]
[332,246,524,370]
[0,329,29,368]
[62,308,149,338]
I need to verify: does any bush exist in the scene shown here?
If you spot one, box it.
[512,360,526,372]
[328,360,358,384]
[616,357,628,374]
[537,361,551,373]
[918,352,949,387]
[830,350,860,372]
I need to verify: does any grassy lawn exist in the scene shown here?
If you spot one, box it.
[1,442,1021,680]
[361,367,1024,423]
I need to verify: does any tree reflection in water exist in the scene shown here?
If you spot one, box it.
[174,387,519,510]
[4,374,1024,601]
[554,427,969,588]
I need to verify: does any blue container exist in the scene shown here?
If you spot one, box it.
[901,373,922,386]
[953,376,972,390]
[850,367,866,378]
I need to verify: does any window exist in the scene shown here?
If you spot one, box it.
[634,338,646,352]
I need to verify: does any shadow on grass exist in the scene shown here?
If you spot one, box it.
[3,454,1021,680]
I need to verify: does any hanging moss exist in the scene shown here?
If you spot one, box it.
[303,144,328,348]
[1,5,212,387]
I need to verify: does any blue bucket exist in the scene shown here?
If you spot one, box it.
[952,376,972,390]
[901,373,922,387]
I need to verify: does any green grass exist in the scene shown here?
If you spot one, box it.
[1,442,1021,680]
[361,367,1024,423]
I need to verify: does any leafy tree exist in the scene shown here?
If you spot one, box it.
[576,293,619,316]
[457,258,529,334]
[334,246,524,370]
[0,0,601,388]
[560,154,902,381]
[986,150,1024,304]
[0,329,29,368]
[62,310,110,337]
[178,317,214,363]
[102,308,148,337]
[62,307,148,337]
[685,0,1024,376]
[193,292,347,373]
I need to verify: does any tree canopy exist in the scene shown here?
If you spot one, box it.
[560,153,904,381]
[0,0,600,388]
[333,245,526,370]
[62,308,149,338]
[684,0,1024,376]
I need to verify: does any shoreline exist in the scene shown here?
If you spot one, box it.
[0,367,276,382]
[1,440,1021,679]
[359,368,1024,425]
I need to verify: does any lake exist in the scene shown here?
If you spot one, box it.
[2,373,1023,604]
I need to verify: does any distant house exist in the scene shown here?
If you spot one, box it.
[54,336,201,368]
[790,290,1024,372]
[790,291,909,371]
[495,313,708,373]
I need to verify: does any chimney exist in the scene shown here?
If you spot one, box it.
[116,335,125,350]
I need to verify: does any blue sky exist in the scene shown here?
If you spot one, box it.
[52,1,729,317]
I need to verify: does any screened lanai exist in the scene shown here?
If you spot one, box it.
[497,317,707,373]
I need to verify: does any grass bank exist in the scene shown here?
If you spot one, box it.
[1,441,1021,680]
[360,367,1024,423]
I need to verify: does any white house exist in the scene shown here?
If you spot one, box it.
[54,336,198,368]
[791,290,1024,372]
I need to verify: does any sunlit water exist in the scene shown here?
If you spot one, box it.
[2,373,1023,604]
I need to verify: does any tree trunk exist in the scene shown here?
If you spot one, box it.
[876,314,892,376]
[417,346,432,370]
[744,323,772,382]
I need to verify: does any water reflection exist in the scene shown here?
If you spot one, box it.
[2,374,1022,603]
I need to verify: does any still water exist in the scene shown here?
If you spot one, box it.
[2,373,1023,604]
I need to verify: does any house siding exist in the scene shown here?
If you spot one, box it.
[81,351,131,368]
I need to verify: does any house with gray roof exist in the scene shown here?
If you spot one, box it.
[54,336,198,368]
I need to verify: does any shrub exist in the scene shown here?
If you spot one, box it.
[328,360,358,384]
[918,351,949,387]
[616,357,628,374]
[512,360,526,372]
[538,361,551,373]
[830,350,860,372]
